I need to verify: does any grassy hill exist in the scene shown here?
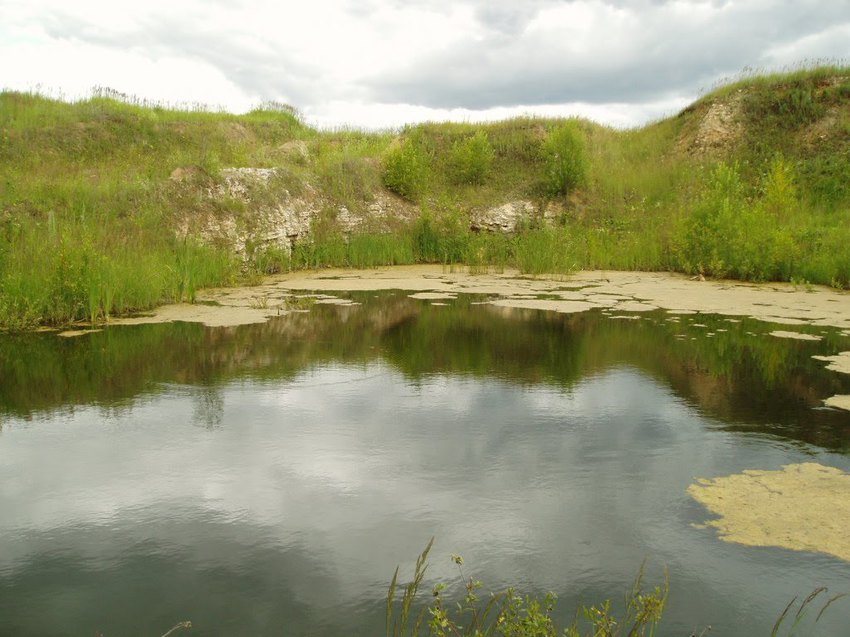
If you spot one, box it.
[1,67,849,329]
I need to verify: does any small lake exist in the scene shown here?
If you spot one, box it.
[2,291,850,636]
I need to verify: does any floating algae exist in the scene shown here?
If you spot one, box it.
[825,395,850,412]
[58,329,103,338]
[814,351,850,375]
[408,291,457,300]
[689,463,850,562]
[68,267,850,331]
[769,330,822,341]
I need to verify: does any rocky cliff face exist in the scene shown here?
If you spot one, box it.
[172,167,565,257]
[173,166,419,256]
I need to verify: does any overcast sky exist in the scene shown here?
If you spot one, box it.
[2,0,849,129]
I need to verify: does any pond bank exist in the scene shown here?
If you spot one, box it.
[106,266,850,413]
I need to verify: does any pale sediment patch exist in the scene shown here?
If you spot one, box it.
[689,463,850,562]
[274,267,850,329]
[566,271,850,330]
[760,316,810,326]
[58,329,103,338]
[612,300,658,312]
[769,330,822,341]
[408,292,457,300]
[582,295,619,307]
[314,298,359,305]
[813,352,850,375]
[111,303,279,328]
[489,298,597,314]
[560,290,594,301]
[825,395,850,411]
[100,266,850,331]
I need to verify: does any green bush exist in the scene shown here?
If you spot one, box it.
[449,131,494,184]
[382,137,431,201]
[761,155,798,218]
[542,122,588,196]
[676,162,748,277]
[676,160,802,281]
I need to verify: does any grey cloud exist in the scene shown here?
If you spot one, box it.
[471,0,721,36]
[474,0,557,35]
[40,10,328,106]
[28,0,850,117]
[366,1,850,109]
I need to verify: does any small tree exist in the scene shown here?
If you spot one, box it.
[382,137,431,201]
[542,121,588,196]
[449,131,495,184]
[761,154,797,219]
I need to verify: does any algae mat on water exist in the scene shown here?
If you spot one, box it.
[110,266,850,330]
[689,463,850,561]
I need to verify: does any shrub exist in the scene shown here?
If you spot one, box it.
[676,160,803,281]
[761,154,797,218]
[542,122,588,196]
[676,162,747,277]
[449,131,494,184]
[382,136,431,201]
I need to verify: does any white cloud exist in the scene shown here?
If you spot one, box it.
[305,96,691,130]
[1,0,848,129]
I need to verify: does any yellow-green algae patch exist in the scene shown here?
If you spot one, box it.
[408,292,457,300]
[688,463,850,561]
[58,329,103,338]
[825,395,850,411]
[489,298,597,314]
[769,330,822,341]
[273,267,850,329]
[93,266,850,331]
[111,303,279,328]
[813,352,850,375]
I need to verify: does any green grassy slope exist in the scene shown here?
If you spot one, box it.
[2,67,849,329]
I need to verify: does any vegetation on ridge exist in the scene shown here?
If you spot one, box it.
[2,66,850,329]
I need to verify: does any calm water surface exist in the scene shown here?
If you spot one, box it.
[2,292,850,636]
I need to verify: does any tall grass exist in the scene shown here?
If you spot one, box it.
[0,215,238,329]
[386,540,668,637]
